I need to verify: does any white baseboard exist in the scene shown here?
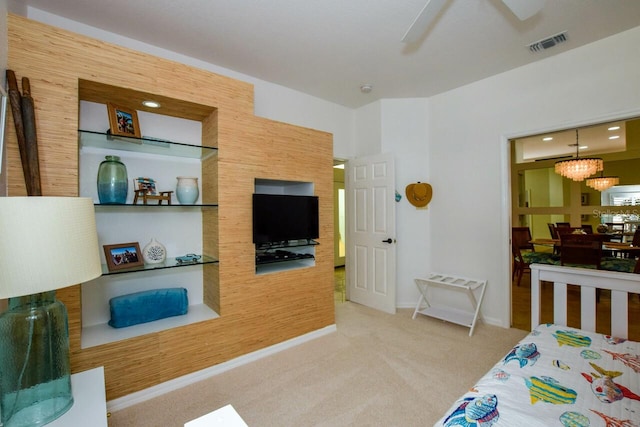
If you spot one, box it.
[107,324,337,413]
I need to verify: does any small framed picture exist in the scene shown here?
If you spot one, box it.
[134,177,158,195]
[107,103,141,138]
[104,242,144,271]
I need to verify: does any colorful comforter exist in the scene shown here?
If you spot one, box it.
[434,324,640,426]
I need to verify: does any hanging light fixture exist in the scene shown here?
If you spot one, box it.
[586,172,620,191]
[554,129,603,181]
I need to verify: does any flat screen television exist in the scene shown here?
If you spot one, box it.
[252,194,319,244]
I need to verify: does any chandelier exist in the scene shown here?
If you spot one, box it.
[586,173,620,191]
[554,129,603,181]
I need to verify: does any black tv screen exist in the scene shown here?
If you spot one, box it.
[252,194,319,244]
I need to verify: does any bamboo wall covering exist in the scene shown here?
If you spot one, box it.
[6,14,335,400]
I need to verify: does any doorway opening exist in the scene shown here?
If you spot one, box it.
[334,159,346,303]
[509,117,640,330]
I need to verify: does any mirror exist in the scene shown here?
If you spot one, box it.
[511,117,640,239]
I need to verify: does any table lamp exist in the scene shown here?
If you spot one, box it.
[0,197,102,426]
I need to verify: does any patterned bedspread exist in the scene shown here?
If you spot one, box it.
[434,324,640,426]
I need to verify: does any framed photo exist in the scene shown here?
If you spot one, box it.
[107,103,141,138]
[581,193,589,206]
[134,177,158,195]
[104,242,144,271]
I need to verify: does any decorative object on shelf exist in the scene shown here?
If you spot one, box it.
[176,253,202,264]
[596,223,609,233]
[176,176,199,204]
[555,129,603,181]
[405,181,433,208]
[133,177,173,205]
[97,155,128,204]
[103,242,144,271]
[107,103,141,138]
[0,197,102,427]
[142,238,167,264]
[586,171,620,192]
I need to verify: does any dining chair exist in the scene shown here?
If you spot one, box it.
[559,233,605,269]
[511,227,558,286]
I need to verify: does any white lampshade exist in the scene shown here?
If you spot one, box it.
[0,197,102,299]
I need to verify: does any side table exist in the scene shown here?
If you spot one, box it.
[49,366,108,426]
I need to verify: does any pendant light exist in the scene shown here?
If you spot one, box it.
[554,129,603,181]
[586,172,620,192]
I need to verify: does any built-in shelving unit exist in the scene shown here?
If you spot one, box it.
[78,113,219,348]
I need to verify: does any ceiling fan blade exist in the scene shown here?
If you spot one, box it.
[401,0,449,43]
[501,0,545,20]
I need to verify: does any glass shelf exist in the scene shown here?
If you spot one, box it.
[255,239,319,251]
[94,203,218,209]
[101,255,218,276]
[78,129,217,160]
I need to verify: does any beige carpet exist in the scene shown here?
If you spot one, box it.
[108,302,528,426]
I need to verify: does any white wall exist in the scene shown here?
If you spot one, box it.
[427,26,640,327]
[380,99,429,306]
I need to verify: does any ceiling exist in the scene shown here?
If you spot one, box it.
[21,0,640,108]
[515,120,628,163]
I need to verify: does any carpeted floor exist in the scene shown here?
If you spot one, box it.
[107,302,527,426]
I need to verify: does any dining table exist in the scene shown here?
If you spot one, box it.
[531,238,640,250]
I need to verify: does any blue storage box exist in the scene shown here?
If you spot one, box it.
[108,287,188,328]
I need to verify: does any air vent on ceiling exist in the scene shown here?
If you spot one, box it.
[528,31,568,53]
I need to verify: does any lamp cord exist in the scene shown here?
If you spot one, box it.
[4,311,36,421]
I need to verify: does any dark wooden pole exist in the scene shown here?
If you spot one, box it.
[20,77,42,196]
[6,70,34,195]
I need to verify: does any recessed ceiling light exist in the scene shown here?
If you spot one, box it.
[608,126,620,131]
[542,137,553,141]
[142,100,161,108]
[579,145,588,150]
[360,84,373,94]
[609,135,620,140]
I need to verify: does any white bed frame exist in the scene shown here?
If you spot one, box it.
[530,264,640,339]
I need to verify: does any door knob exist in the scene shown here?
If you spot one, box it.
[382,238,394,244]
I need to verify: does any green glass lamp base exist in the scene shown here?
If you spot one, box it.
[0,291,74,427]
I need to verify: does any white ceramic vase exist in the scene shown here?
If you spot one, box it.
[176,176,199,204]
[142,238,167,264]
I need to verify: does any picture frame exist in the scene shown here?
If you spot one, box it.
[103,242,144,271]
[107,103,141,138]
[134,177,158,195]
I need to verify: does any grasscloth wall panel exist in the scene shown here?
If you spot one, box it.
[7,14,334,400]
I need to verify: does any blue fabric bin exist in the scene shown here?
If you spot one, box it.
[108,287,189,328]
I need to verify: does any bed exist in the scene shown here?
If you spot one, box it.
[434,264,640,427]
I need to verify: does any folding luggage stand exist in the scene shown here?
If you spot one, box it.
[412,273,487,336]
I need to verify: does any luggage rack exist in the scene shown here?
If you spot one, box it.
[412,273,487,336]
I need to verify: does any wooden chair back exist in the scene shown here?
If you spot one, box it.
[559,233,605,268]
[512,227,533,252]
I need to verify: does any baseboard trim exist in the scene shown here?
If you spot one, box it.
[107,324,337,413]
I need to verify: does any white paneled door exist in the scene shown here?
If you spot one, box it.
[346,153,396,314]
